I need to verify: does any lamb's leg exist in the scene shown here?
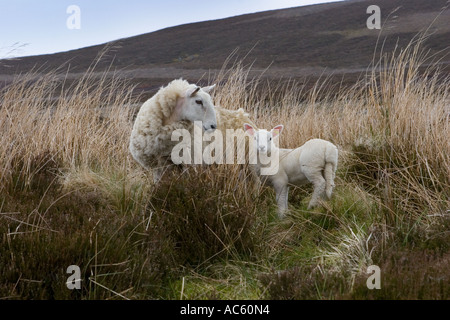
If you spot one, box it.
[275,183,289,218]
[303,167,326,209]
[324,162,336,199]
[251,167,262,193]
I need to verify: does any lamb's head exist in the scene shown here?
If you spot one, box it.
[179,84,217,132]
[244,123,284,155]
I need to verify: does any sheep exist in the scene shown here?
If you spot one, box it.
[244,123,338,218]
[129,78,256,182]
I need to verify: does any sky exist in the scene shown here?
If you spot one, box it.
[0,0,342,58]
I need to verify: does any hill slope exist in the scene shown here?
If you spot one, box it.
[1,0,449,90]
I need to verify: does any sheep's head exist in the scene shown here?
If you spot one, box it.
[244,123,283,155]
[179,84,217,132]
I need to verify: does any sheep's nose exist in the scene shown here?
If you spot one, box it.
[203,124,217,132]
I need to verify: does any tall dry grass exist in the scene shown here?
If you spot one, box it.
[214,38,449,221]
[0,69,136,190]
[0,35,449,299]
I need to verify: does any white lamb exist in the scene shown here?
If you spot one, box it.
[129,78,255,182]
[244,123,338,218]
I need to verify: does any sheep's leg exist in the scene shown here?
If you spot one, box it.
[303,167,326,209]
[152,167,163,184]
[153,158,173,184]
[275,183,289,218]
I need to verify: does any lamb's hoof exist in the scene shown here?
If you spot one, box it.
[277,210,288,219]
[308,200,325,210]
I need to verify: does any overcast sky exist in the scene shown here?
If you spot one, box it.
[0,0,342,58]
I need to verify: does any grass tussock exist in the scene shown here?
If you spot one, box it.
[148,165,268,266]
[1,35,449,299]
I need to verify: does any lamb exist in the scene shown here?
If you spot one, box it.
[244,123,338,218]
[129,78,256,182]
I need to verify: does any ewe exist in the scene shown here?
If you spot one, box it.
[244,123,338,218]
[129,79,255,182]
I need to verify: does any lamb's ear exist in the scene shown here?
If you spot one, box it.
[271,125,284,138]
[202,84,216,93]
[244,123,255,136]
[187,86,201,97]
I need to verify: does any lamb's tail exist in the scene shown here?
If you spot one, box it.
[324,145,338,199]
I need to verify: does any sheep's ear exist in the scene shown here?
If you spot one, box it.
[202,84,216,93]
[244,123,255,136]
[271,125,284,138]
[187,86,201,97]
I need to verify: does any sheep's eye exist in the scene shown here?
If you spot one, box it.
[195,100,203,105]
[269,137,272,141]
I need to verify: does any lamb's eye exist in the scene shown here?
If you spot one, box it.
[269,137,272,141]
[195,100,203,105]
